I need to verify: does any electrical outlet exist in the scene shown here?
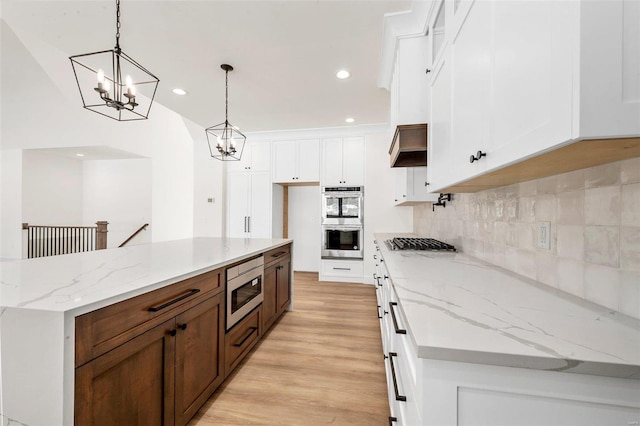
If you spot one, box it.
[537,222,551,250]
[207,197,214,203]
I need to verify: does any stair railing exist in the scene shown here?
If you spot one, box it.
[119,223,149,247]
[22,221,108,259]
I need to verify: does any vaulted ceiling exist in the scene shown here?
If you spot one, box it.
[2,0,412,132]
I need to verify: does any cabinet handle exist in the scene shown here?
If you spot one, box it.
[333,267,351,271]
[233,326,258,347]
[244,216,248,232]
[148,289,201,312]
[389,417,398,425]
[178,323,187,331]
[389,302,407,335]
[247,216,251,233]
[271,251,287,258]
[388,352,407,402]
[469,150,487,163]
[377,305,382,319]
[168,329,177,337]
[373,254,377,260]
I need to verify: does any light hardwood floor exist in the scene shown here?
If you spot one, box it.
[188,272,390,425]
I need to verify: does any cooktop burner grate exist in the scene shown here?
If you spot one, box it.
[389,237,456,251]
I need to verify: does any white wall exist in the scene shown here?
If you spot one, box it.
[288,186,321,272]
[0,150,23,259]
[22,150,83,227]
[82,159,152,248]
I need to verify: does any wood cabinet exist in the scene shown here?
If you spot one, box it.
[75,271,225,426]
[225,307,261,375]
[227,171,272,238]
[272,139,320,183]
[427,0,640,193]
[393,167,439,206]
[262,245,291,332]
[321,137,365,186]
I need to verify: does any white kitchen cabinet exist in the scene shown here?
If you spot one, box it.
[272,139,320,183]
[319,258,364,283]
[322,137,365,186]
[227,172,272,238]
[390,36,431,128]
[226,141,271,173]
[393,167,439,206]
[427,0,639,193]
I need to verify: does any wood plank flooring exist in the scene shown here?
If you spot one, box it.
[188,272,389,425]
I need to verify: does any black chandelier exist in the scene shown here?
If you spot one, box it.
[205,64,247,161]
[69,0,159,121]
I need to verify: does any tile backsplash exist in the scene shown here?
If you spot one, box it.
[414,158,640,320]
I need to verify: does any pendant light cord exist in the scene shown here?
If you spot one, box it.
[115,0,121,50]
[225,68,229,124]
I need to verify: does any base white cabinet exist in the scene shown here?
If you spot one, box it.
[319,259,364,283]
[227,172,272,238]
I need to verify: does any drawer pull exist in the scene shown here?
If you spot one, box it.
[377,305,382,319]
[271,251,287,258]
[147,288,201,312]
[178,323,187,331]
[333,267,351,271]
[389,302,406,335]
[389,416,398,425]
[388,352,407,402]
[233,326,258,347]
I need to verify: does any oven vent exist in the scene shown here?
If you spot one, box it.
[389,123,427,167]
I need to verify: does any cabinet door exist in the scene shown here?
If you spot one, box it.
[341,137,365,186]
[75,319,176,426]
[249,141,272,172]
[322,138,345,185]
[272,141,297,183]
[248,172,272,238]
[226,144,253,173]
[276,258,291,312]
[227,173,249,238]
[428,50,454,192]
[297,139,320,182]
[262,263,278,331]
[174,294,225,426]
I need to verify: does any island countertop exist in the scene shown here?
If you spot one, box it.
[0,237,291,316]
[375,233,640,380]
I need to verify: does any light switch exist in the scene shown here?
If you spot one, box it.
[207,197,214,203]
[537,222,551,250]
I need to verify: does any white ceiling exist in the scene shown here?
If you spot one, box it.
[2,0,412,133]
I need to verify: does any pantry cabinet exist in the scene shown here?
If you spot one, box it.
[426,0,640,192]
[322,137,365,186]
[227,172,272,238]
[226,141,271,173]
[272,139,320,183]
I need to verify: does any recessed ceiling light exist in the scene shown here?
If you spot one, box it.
[172,88,188,95]
[336,70,350,79]
[345,117,355,123]
[76,153,85,157]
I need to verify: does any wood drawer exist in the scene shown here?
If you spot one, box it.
[76,268,223,367]
[264,244,291,267]
[225,307,261,375]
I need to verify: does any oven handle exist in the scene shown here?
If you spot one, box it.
[233,326,258,347]
[148,289,201,312]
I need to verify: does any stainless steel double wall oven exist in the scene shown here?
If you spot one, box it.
[321,186,364,259]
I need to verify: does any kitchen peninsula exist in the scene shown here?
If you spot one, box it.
[0,237,292,426]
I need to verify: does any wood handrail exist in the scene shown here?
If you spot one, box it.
[22,221,108,258]
[119,223,149,248]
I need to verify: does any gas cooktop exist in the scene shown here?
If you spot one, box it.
[385,237,456,252]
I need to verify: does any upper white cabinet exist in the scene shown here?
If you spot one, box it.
[226,141,271,173]
[391,36,431,128]
[427,0,640,192]
[272,139,320,183]
[394,167,439,206]
[321,137,365,186]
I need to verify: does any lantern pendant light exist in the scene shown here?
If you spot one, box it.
[205,64,247,161]
[69,0,159,121]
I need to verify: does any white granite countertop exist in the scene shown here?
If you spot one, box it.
[0,237,291,315]
[375,234,640,379]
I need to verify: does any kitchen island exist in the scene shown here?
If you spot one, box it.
[0,237,292,426]
[374,233,640,425]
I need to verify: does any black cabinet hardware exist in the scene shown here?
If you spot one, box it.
[377,305,383,319]
[148,288,201,312]
[469,150,487,163]
[425,68,431,74]
[169,329,177,337]
[178,323,187,331]
[388,352,407,402]
[389,302,407,334]
[389,416,398,425]
[233,327,258,347]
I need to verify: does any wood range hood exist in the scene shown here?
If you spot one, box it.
[389,124,427,167]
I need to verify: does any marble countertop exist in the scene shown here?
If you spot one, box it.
[0,237,291,315]
[375,234,640,379]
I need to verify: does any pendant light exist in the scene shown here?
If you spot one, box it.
[205,64,246,161]
[69,0,159,121]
